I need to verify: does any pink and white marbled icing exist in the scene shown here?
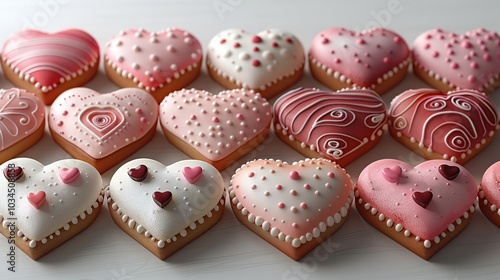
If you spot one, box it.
[356,159,477,241]
[0,88,44,150]
[207,28,305,90]
[160,89,272,161]
[309,27,410,88]
[229,158,352,248]
[274,87,388,162]
[1,29,99,93]
[413,28,500,92]
[49,88,158,159]
[105,28,202,92]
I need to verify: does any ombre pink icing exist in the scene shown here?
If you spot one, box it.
[105,28,202,92]
[356,159,477,240]
[159,89,271,161]
[1,29,99,93]
[274,88,388,163]
[48,88,158,159]
[309,27,410,87]
[0,88,44,150]
[230,159,352,242]
[389,88,499,162]
[480,161,500,205]
[413,28,500,92]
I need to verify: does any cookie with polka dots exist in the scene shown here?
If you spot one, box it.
[228,158,352,261]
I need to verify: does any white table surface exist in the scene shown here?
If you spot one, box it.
[2,0,500,279]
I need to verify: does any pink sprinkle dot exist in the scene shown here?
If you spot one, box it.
[303,184,311,190]
[334,57,341,63]
[261,176,266,181]
[278,202,285,209]
[234,42,241,48]
[57,121,63,127]
[62,110,68,116]
[462,41,472,48]
[135,108,143,114]
[248,172,254,178]
[470,62,478,69]
[484,53,492,61]
[325,183,331,189]
[393,36,401,43]
[289,171,300,180]
[468,75,476,83]
[290,190,297,196]
[276,184,282,190]
[251,185,256,190]
[327,172,335,178]
[450,62,459,69]
[251,35,262,43]
[140,117,147,123]
[383,57,390,64]
[252,60,261,67]
[292,223,298,228]
[212,117,219,123]
[300,203,308,209]
[190,115,197,120]
[357,38,365,45]
[236,113,244,120]
[321,38,329,44]
[290,207,298,213]
[432,51,439,57]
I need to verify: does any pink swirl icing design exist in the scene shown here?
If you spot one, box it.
[413,28,500,92]
[309,27,410,88]
[0,88,44,150]
[105,28,202,92]
[274,88,388,162]
[80,107,125,140]
[389,88,499,162]
[1,29,99,93]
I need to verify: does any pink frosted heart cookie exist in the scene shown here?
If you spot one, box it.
[388,88,499,164]
[0,158,103,260]
[1,29,100,105]
[106,158,225,259]
[274,87,388,166]
[229,158,352,260]
[206,29,305,99]
[413,28,500,93]
[309,27,410,94]
[159,89,272,171]
[478,161,500,227]
[0,88,45,163]
[355,159,477,259]
[48,87,158,173]
[105,28,203,103]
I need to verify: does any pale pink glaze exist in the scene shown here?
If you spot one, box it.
[49,88,158,159]
[229,159,352,245]
[480,161,500,205]
[159,89,272,161]
[274,87,387,162]
[413,28,500,92]
[105,28,202,92]
[389,88,499,162]
[207,28,305,90]
[356,159,477,240]
[1,29,99,93]
[309,27,410,87]
[0,88,45,150]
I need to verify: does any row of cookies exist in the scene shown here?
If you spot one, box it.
[2,84,498,173]
[2,27,499,105]
[2,156,500,261]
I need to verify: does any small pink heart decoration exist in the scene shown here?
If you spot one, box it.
[182,166,202,184]
[59,167,80,184]
[27,191,46,209]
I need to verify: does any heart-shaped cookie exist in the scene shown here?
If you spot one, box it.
[274,88,388,167]
[309,27,410,94]
[413,28,500,93]
[0,158,103,260]
[478,161,500,227]
[105,28,203,103]
[106,158,225,259]
[1,29,100,105]
[48,87,158,173]
[229,158,352,260]
[0,88,45,163]
[355,159,477,259]
[388,88,499,164]
[159,89,272,171]
[206,28,305,99]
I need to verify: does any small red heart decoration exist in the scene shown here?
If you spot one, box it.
[412,191,433,209]
[128,165,148,182]
[152,191,172,208]
[438,164,460,180]
[4,166,23,181]
[27,191,46,209]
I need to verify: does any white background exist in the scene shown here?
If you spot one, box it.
[1,0,500,279]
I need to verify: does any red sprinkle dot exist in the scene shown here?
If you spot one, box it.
[252,60,261,67]
[62,110,68,116]
[251,35,262,43]
[57,120,63,127]
[327,172,335,178]
[289,171,300,180]
[292,223,298,228]
[220,39,226,44]
[383,57,390,64]
[303,184,311,190]
[484,53,492,61]
[286,37,293,43]
[470,62,478,69]
[278,202,285,209]
[432,51,439,57]
[468,75,476,83]
[248,172,254,177]
[140,117,147,123]
[190,115,197,120]
[236,113,244,120]
[272,42,279,48]
[393,36,401,43]
[276,184,283,190]
[290,190,297,196]
[135,108,143,114]
[234,42,241,48]
[253,46,259,52]
[300,203,308,209]
[357,38,365,45]
[212,117,219,123]
[450,62,459,69]
[321,38,329,44]
[462,41,472,49]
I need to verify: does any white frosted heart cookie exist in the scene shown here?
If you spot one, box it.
[0,158,103,260]
[106,158,225,259]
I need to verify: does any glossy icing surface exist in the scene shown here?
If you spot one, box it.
[413,28,500,91]
[480,161,500,205]
[160,89,272,161]
[207,28,305,90]
[274,87,388,161]
[0,88,44,150]
[389,88,499,162]
[0,158,103,242]
[49,88,158,159]
[108,159,224,242]
[356,159,477,240]
[105,28,202,92]
[1,29,99,93]
[309,27,410,87]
